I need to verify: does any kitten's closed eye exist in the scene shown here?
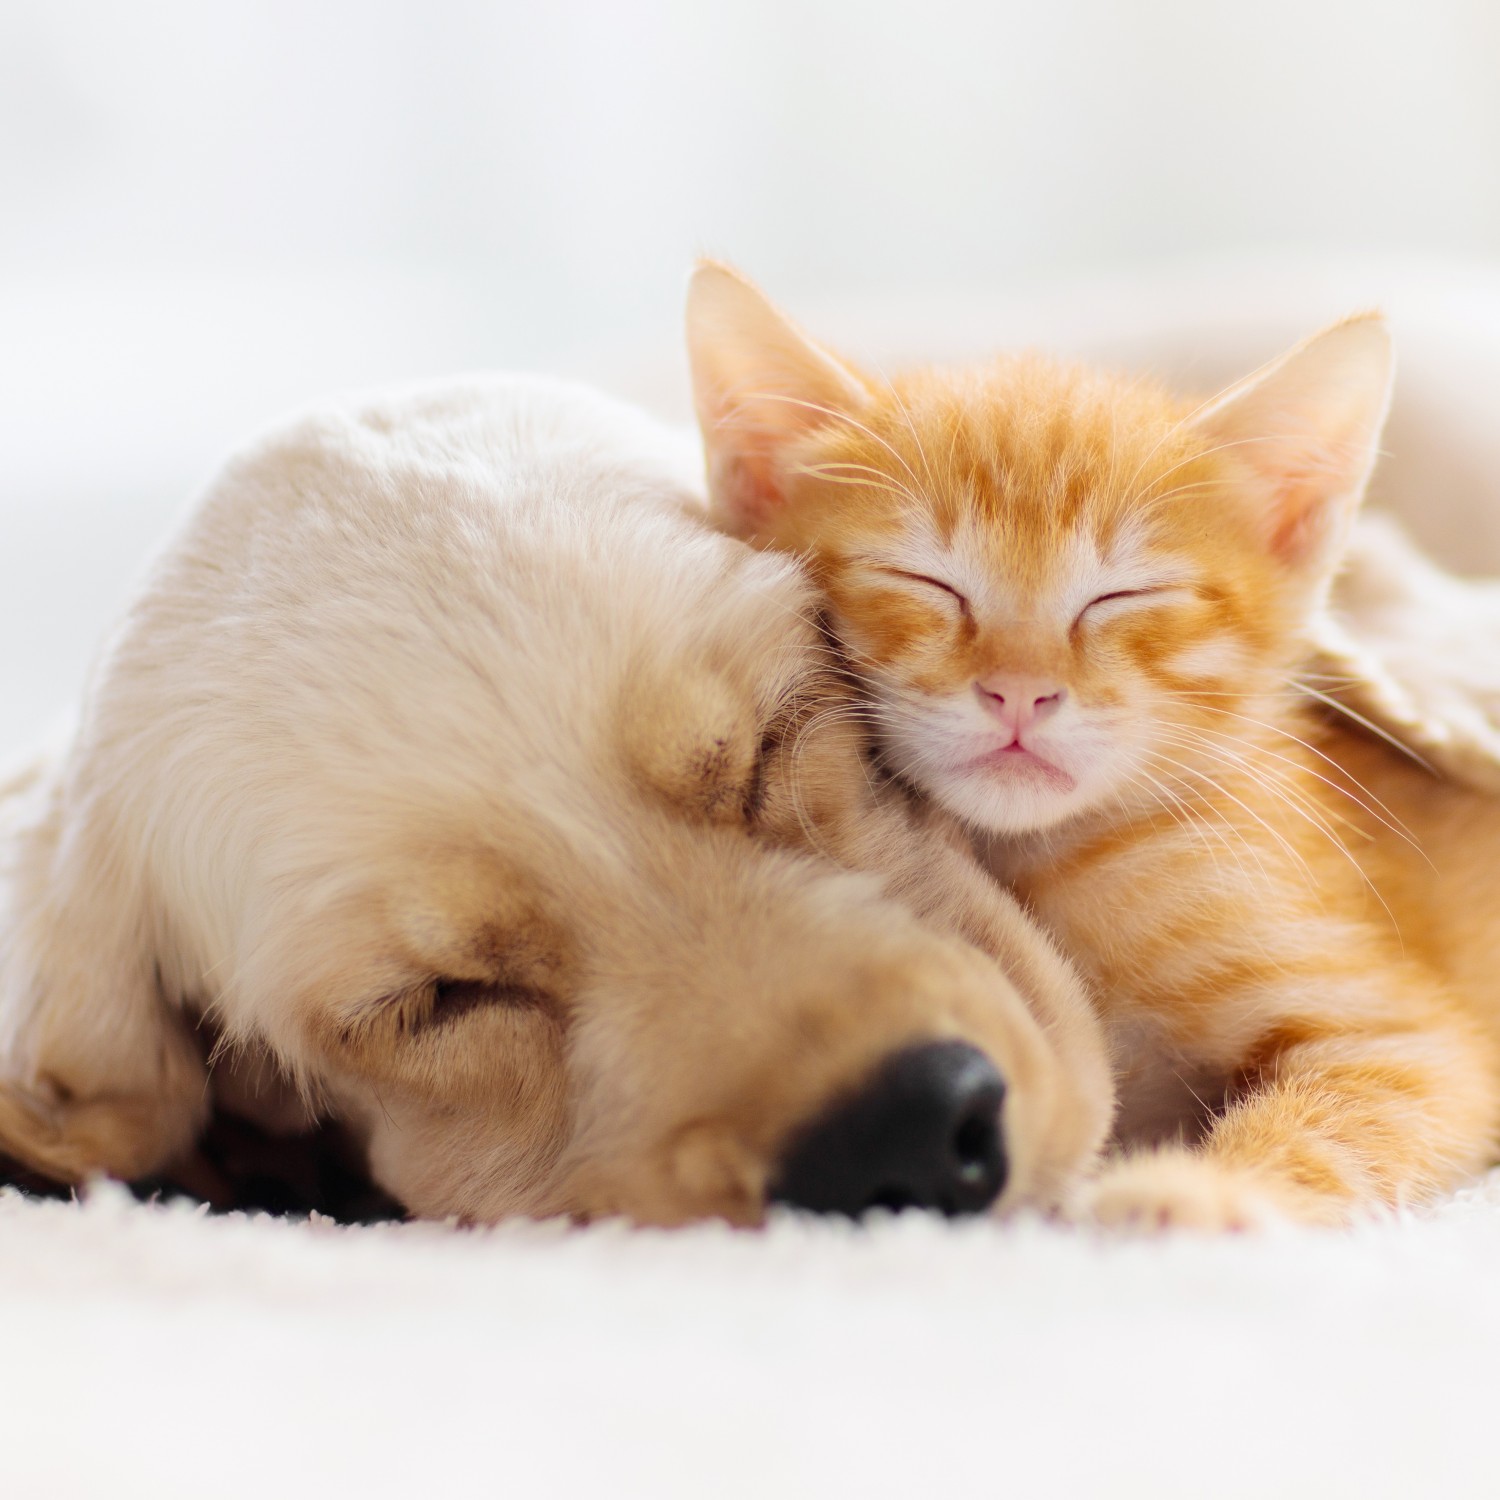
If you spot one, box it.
[879,567,972,618]
[1075,586,1192,628]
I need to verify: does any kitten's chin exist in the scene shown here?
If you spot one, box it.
[927,764,1091,836]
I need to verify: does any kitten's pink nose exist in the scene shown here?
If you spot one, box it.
[975,676,1066,737]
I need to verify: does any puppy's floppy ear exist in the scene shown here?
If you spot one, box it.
[685,260,872,540]
[1192,313,1394,593]
[0,762,207,1183]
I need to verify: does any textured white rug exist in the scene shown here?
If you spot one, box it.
[4,1180,1498,1499]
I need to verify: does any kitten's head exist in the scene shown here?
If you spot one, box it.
[686,261,1393,835]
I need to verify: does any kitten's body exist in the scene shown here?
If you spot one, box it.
[993,713,1499,1170]
[687,264,1500,1227]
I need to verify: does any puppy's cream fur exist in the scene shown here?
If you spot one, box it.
[0,377,1111,1225]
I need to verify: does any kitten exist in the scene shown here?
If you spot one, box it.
[685,261,1500,1230]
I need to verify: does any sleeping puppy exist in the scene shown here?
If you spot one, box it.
[0,376,1112,1226]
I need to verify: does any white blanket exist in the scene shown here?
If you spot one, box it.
[5,1178,1497,1499]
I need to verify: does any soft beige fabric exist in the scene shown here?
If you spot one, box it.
[1316,516,1500,792]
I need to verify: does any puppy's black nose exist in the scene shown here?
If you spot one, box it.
[771,1041,1007,1218]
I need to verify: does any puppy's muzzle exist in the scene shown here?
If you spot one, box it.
[770,1041,1008,1218]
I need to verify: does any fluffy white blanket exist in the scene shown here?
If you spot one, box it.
[4,1179,1497,1499]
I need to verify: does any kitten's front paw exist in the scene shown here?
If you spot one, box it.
[1074,1150,1287,1234]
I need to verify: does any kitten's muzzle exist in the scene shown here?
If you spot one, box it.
[770,1041,1008,1218]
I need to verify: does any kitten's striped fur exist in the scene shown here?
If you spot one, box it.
[687,261,1500,1228]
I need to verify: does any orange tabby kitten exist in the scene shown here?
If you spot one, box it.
[685,261,1500,1230]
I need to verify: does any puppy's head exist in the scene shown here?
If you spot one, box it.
[0,377,1085,1226]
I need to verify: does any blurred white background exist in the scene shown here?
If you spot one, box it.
[3,0,1500,754]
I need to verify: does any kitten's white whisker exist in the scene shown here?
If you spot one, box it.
[1170,707,1428,859]
[1154,688,1421,830]
[1159,726,1353,850]
[1125,430,1368,516]
[881,377,943,497]
[791,461,925,510]
[1145,743,1318,887]
[1292,681,1436,774]
[732,391,927,498]
[1154,726,1407,942]
[1127,764,1253,889]
[1140,754,1274,889]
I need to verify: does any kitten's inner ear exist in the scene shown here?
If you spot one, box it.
[1192,314,1394,581]
[686,260,872,539]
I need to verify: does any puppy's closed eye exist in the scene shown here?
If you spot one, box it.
[336,969,559,1051]
[324,959,570,1097]
[428,977,554,1024]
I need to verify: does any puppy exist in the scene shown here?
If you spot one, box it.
[0,376,1112,1226]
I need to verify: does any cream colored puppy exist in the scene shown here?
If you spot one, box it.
[0,376,1112,1226]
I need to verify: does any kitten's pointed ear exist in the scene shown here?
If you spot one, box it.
[686,260,872,539]
[1193,314,1394,583]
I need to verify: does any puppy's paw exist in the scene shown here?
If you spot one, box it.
[1072,1149,1289,1234]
